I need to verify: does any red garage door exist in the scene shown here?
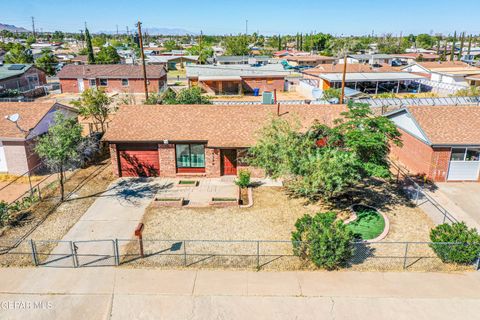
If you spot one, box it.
[117,144,159,177]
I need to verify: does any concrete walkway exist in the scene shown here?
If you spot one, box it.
[0,268,479,319]
[44,178,169,267]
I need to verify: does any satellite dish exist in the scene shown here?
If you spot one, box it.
[312,88,322,100]
[5,113,20,123]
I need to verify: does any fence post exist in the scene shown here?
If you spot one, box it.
[29,239,38,266]
[113,239,120,266]
[476,252,480,271]
[183,241,187,266]
[256,241,260,270]
[415,186,420,205]
[27,172,33,197]
[70,241,78,268]
[403,243,409,270]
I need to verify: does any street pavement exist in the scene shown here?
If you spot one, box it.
[0,267,479,319]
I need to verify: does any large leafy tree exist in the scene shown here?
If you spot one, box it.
[163,39,181,51]
[35,49,58,76]
[4,43,34,64]
[85,27,95,64]
[224,35,250,56]
[72,88,113,133]
[95,45,121,64]
[186,45,213,64]
[35,113,83,201]
[248,102,402,200]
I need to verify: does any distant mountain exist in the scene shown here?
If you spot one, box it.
[98,27,197,36]
[0,23,30,33]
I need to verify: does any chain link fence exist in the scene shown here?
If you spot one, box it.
[1,238,478,272]
[389,160,458,225]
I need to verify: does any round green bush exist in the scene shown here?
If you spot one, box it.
[292,212,354,270]
[430,222,480,264]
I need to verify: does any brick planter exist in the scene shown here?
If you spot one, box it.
[209,197,239,207]
[151,197,184,208]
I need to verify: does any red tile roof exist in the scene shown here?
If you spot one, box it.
[57,64,166,79]
[407,105,480,145]
[103,104,347,147]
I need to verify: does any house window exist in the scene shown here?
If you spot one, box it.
[466,148,480,161]
[175,144,205,168]
[450,148,466,161]
[89,79,96,87]
[99,79,108,86]
[121,79,129,86]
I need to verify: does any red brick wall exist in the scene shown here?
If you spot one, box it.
[60,77,166,93]
[109,144,119,176]
[242,77,285,93]
[429,148,451,182]
[390,129,434,177]
[158,144,177,177]
[205,148,221,177]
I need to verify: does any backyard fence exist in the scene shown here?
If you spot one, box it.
[0,238,478,272]
[389,160,458,225]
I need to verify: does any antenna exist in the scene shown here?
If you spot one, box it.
[5,113,29,133]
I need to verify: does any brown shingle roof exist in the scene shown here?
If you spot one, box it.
[417,61,473,70]
[407,105,480,145]
[57,64,166,79]
[286,55,337,62]
[304,63,398,75]
[0,102,58,139]
[103,104,347,147]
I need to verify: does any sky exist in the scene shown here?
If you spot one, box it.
[1,0,480,36]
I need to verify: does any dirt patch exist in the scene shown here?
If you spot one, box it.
[0,162,115,267]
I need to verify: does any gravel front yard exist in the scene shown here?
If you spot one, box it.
[121,182,471,272]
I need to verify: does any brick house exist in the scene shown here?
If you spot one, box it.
[186,64,290,95]
[0,102,78,175]
[285,55,337,67]
[0,64,47,92]
[103,104,345,178]
[387,106,480,182]
[57,64,167,94]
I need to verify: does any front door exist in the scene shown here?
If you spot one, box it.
[222,149,237,176]
[77,78,85,93]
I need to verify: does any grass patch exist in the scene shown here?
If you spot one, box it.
[347,206,385,240]
[178,180,197,185]
[212,197,237,202]
[155,198,182,202]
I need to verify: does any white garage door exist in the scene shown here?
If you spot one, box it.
[0,142,8,173]
[447,148,480,181]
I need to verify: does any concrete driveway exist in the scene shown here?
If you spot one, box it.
[434,183,480,228]
[43,178,172,267]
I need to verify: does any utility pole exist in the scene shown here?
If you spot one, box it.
[340,53,348,104]
[126,26,129,36]
[31,16,36,38]
[116,25,119,38]
[245,19,248,35]
[137,21,149,100]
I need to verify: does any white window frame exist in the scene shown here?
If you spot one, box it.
[450,147,480,162]
[89,78,97,87]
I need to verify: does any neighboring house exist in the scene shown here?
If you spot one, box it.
[273,50,310,58]
[208,56,271,65]
[340,54,397,66]
[0,64,47,92]
[393,53,440,64]
[187,64,290,95]
[401,61,480,86]
[303,64,425,94]
[284,55,337,67]
[0,102,78,175]
[147,55,199,70]
[57,64,167,94]
[103,104,345,178]
[70,55,88,65]
[387,106,480,182]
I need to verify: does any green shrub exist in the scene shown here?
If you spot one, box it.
[430,222,480,264]
[291,212,354,270]
[235,170,251,189]
[0,201,9,226]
